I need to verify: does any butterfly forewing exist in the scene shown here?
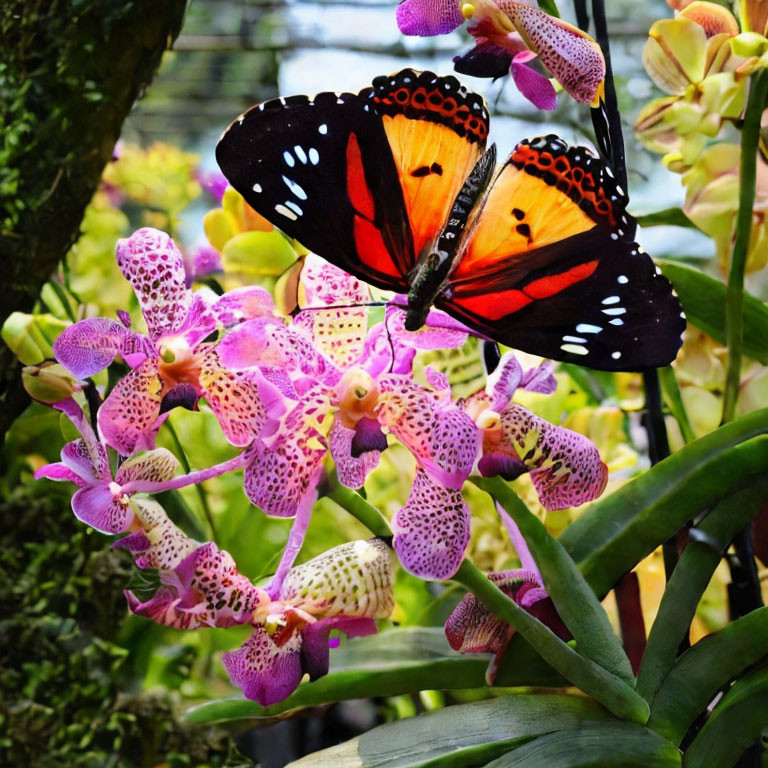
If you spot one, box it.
[216,91,413,291]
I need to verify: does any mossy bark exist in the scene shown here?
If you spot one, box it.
[0,0,188,437]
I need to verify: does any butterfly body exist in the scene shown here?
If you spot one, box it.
[216,69,685,371]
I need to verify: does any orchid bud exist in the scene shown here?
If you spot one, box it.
[21,361,78,404]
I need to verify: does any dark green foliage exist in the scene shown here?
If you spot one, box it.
[0,482,246,767]
[0,0,188,439]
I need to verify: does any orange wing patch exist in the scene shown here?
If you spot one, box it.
[454,161,596,279]
[382,114,484,261]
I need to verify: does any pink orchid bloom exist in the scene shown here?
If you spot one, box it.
[119,508,395,706]
[396,0,605,109]
[465,351,609,509]
[445,568,569,684]
[53,228,281,456]
[34,399,179,534]
[218,255,475,521]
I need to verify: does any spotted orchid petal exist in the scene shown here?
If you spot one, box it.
[498,0,606,105]
[98,358,164,456]
[72,483,134,534]
[293,255,369,369]
[425,366,450,392]
[60,437,109,484]
[396,0,464,36]
[487,353,557,411]
[392,468,471,580]
[511,50,558,110]
[218,317,337,384]
[377,375,480,490]
[126,541,266,630]
[115,447,179,486]
[279,539,395,619]
[209,286,277,327]
[222,626,304,706]
[199,347,285,448]
[453,40,516,80]
[115,228,194,342]
[243,390,331,517]
[113,498,197,571]
[480,404,608,510]
[54,317,153,378]
[445,569,568,683]
[329,417,381,490]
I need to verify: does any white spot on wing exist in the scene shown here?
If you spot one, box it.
[611,351,622,360]
[285,200,303,216]
[309,147,320,165]
[318,124,328,135]
[602,296,620,305]
[576,323,602,334]
[603,307,627,316]
[252,183,262,193]
[561,343,588,356]
[275,203,298,221]
[617,275,628,284]
[283,151,295,168]
[294,145,308,164]
[609,318,624,326]
[563,335,588,344]
[282,175,307,200]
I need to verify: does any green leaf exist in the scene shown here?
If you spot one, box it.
[561,411,768,596]
[473,477,634,686]
[453,561,649,724]
[647,606,768,743]
[633,207,697,229]
[220,230,297,276]
[184,627,565,724]
[657,261,768,364]
[684,665,768,768]
[284,694,612,768]
[536,0,560,17]
[482,723,681,767]
[636,479,768,702]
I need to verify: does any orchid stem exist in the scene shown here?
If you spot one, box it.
[495,502,540,578]
[721,69,768,426]
[164,420,219,540]
[121,450,247,503]
[325,471,392,539]
[267,474,319,599]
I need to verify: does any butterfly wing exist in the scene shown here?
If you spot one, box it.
[439,135,685,371]
[216,91,413,292]
[216,70,489,292]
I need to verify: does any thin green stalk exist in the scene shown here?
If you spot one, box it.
[658,366,696,444]
[165,419,217,540]
[721,69,768,425]
[325,474,392,538]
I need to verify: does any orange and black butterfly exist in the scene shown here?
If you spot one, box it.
[216,69,685,371]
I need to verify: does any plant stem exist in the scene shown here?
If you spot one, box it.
[325,473,392,538]
[121,451,247,499]
[267,470,319,598]
[721,69,768,425]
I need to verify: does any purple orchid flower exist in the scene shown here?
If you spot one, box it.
[445,568,569,683]
[53,228,282,456]
[217,255,475,521]
[35,398,179,534]
[119,510,395,706]
[396,0,606,109]
[196,169,229,202]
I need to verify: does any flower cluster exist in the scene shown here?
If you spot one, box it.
[396,0,605,109]
[635,0,768,270]
[27,221,608,704]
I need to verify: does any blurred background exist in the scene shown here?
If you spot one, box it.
[2,1,741,766]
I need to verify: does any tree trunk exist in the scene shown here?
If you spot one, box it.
[0,0,188,438]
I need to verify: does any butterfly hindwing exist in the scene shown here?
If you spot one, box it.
[216,91,414,291]
[441,135,684,371]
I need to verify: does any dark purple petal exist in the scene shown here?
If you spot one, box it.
[453,42,514,80]
[477,451,527,481]
[329,417,380,490]
[392,469,470,580]
[159,382,199,415]
[511,51,558,110]
[396,0,463,35]
[300,616,377,681]
[351,417,388,457]
[222,627,304,706]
